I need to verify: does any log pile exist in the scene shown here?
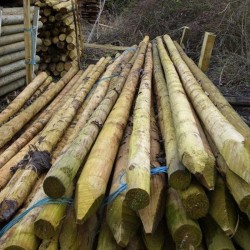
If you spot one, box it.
[34,0,82,77]
[0,7,42,96]
[0,35,250,250]
[78,0,100,23]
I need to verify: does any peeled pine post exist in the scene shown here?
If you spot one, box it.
[178,179,209,220]
[59,208,98,250]
[138,108,166,233]
[164,34,250,184]
[0,51,25,67]
[97,222,123,250]
[0,72,49,126]
[38,229,60,250]
[0,69,26,88]
[0,33,24,46]
[106,118,141,247]
[0,60,110,221]
[200,216,235,250]
[153,40,191,190]
[126,233,146,250]
[0,79,26,97]
[28,76,54,102]
[58,207,78,249]
[43,48,137,202]
[1,122,80,249]
[126,43,153,211]
[142,222,166,250]
[23,0,33,83]
[205,132,250,216]
[174,41,250,139]
[74,37,149,223]
[71,47,137,136]
[34,186,73,240]
[0,68,87,171]
[208,175,238,236]
[2,188,47,249]
[233,215,250,249]
[0,67,79,149]
[157,36,215,189]
[166,188,202,248]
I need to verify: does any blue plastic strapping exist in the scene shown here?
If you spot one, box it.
[0,197,73,238]
[103,165,168,206]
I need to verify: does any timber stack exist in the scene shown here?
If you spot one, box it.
[34,0,82,77]
[0,7,42,96]
[78,0,100,24]
[0,35,250,250]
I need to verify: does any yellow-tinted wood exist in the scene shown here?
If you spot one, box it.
[198,32,216,72]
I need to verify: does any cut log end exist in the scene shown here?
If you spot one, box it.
[169,170,191,190]
[182,193,209,219]
[43,176,66,198]
[174,225,202,249]
[34,219,56,240]
[125,188,150,210]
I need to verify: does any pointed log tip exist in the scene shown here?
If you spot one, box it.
[75,195,104,224]
[125,189,150,211]
[169,170,191,190]
[43,176,66,198]
[182,152,215,189]
[222,141,250,184]
[34,219,56,240]
[174,224,202,249]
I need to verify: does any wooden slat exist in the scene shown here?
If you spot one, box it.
[198,32,216,72]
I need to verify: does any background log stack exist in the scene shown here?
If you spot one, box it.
[0,7,42,96]
[34,0,82,77]
[0,36,250,249]
[78,0,100,24]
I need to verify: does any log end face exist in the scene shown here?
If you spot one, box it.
[182,193,209,220]
[169,170,192,190]
[43,176,66,199]
[174,224,202,249]
[125,188,150,211]
[34,219,55,240]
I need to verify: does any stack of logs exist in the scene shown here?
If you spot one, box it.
[0,35,250,249]
[0,7,42,96]
[35,0,81,77]
[78,0,100,23]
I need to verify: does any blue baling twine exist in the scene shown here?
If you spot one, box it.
[0,166,167,237]
[103,165,168,205]
[24,27,37,65]
[0,197,73,238]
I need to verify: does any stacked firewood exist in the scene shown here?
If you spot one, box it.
[35,0,81,77]
[0,35,250,249]
[0,7,42,96]
[78,0,100,23]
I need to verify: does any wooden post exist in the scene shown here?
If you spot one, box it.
[32,6,40,78]
[0,7,3,37]
[180,26,190,48]
[23,0,33,84]
[198,32,216,72]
